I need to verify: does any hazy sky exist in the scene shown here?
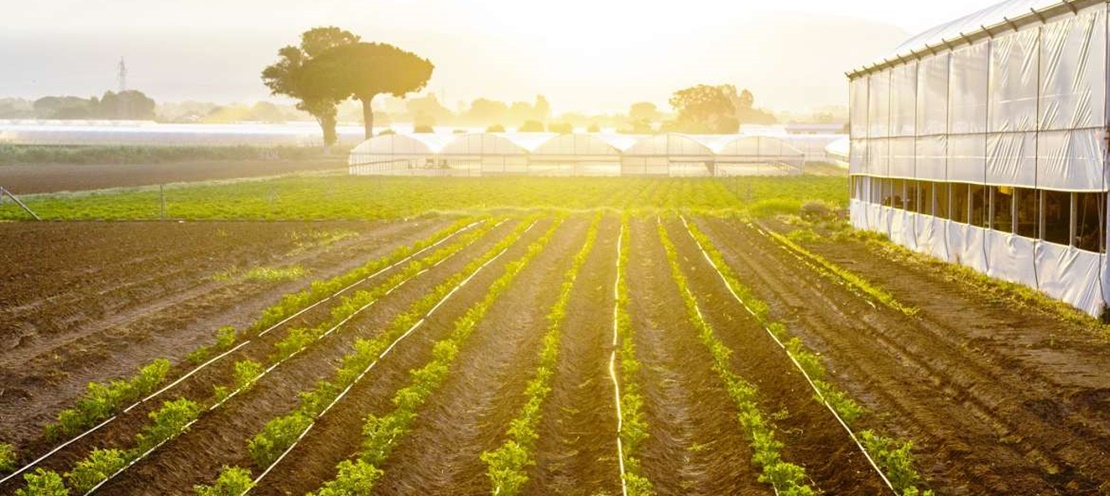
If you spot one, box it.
[2,0,1006,114]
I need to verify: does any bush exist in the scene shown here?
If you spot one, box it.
[547,122,573,134]
[16,469,68,496]
[486,124,506,132]
[194,466,255,496]
[0,442,16,473]
[748,198,802,219]
[800,199,837,219]
[518,120,544,132]
[233,360,264,391]
[65,448,128,493]
[311,459,382,496]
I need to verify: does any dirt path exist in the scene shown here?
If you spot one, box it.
[14,220,521,495]
[246,219,556,496]
[699,217,1110,494]
[664,218,887,493]
[526,218,621,496]
[621,218,766,496]
[372,216,592,495]
[0,219,450,447]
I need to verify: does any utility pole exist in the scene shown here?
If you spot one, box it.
[117,57,130,120]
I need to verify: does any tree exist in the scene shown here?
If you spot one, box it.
[629,102,658,122]
[302,42,434,140]
[464,98,509,126]
[547,122,573,134]
[519,120,544,132]
[262,27,360,147]
[668,85,739,134]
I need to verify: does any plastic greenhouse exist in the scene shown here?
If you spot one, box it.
[348,133,806,177]
[847,0,1110,315]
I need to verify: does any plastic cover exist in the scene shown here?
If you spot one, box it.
[915,135,948,180]
[917,53,950,136]
[1040,8,1107,130]
[947,134,987,183]
[868,72,891,138]
[949,41,990,134]
[989,27,1040,132]
[986,132,1037,186]
[889,137,916,178]
[891,63,917,137]
[850,78,869,137]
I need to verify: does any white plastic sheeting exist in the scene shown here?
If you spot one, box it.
[848,1,1110,316]
[852,200,1107,315]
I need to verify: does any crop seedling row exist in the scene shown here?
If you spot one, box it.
[479,214,601,496]
[309,217,566,495]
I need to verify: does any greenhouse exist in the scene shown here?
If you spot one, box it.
[847,0,1109,315]
[348,132,806,177]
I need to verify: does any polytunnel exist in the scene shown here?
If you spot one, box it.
[705,135,806,176]
[846,0,1110,316]
[438,133,556,175]
[621,134,715,176]
[347,133,455,175]
[529,134,641,176]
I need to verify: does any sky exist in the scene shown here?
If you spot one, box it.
[0,0,1007,114]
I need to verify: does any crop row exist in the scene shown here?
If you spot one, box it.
[479,214,601,496]
[309,217,566,495]
[657,221,816,496]
[195,217,540,494]
[611,217,653,496]
[682,218,931,495]
[5,218,496,494]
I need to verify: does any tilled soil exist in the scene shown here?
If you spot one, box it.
[85,220,532,496]
[625,218,766,496]
[698,217,1110,494]
[0,159,346,194]
[372,217,593,495]
[246,219,554,496]
[0,219,450,447]
[527,218,622,496]
[664,218,887,493]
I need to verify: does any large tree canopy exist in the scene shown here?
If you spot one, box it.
[668,84,738,134]
[302,42,434,139]
[262,27,360,147]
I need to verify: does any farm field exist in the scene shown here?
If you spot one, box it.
[1,177,1109,495]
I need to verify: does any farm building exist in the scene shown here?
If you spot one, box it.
[348,132,808,177]
[847,0,1109,315]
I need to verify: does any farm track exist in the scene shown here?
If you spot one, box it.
[0,219,448,447]
[247,219,555,496]
[0,219,512,495]
[624,218,766,496]
[663,218,887,493]
[526,218,621,496]
[371,216,592,495]
[699,217,1110,494]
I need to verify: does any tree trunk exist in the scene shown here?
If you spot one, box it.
[361,97,375,139]
[320,113,337,152]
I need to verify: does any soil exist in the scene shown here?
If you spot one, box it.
[0,159,346,195]
[698,217,1110,494]
[625,217,767,496]
[371,216,592,495]
[527,217,622,496]
[0,218,451,448]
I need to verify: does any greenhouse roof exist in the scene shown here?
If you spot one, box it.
[848,0,1101,79]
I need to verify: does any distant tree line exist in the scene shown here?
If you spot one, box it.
[0,91,157,120]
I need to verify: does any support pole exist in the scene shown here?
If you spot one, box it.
[1,187,42,221]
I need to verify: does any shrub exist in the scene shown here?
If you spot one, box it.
[748,198,802,218]
[65,448,129,493]
[800,199,836,219]
[16,469,68,496]
[486,124,506,132]
[860,431,929,494]
[311,459,382,496]
[233,360,264,391]
[193,466,255,496]
[518,120,544,132]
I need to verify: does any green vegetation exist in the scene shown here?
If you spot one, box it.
[0,176,845,221]
[244,218,535,475]
[64,448,128,493]
[15,468,68,496]
[186,326,239,365]
[313,218,563,495]
[0,443,16,473]
[135,398,203,453]
[45,359,172,440]
[193,466,255,496]
[480,215,600,495]
[658,222,814,495]
[614,216,654,495]
[0,144,332,166]
[209,265,308,283]
[767,230,917,316]
[684,219,930,493]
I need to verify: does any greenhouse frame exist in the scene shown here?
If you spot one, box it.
[348,132,807,177]
[847,0,1109,315]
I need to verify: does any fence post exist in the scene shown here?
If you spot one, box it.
[159,184,165,220]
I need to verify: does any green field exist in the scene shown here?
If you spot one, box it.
[0,175,847,221]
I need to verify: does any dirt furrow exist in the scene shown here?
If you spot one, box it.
[665,218,887,493]
[8,220,517,495]
[371,216,592,495]
[700,217,1109,494]
[621,218,766,496]
[525,218,621,496]
[246,219,556,496]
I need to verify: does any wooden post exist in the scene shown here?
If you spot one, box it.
[159,184,165,220]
